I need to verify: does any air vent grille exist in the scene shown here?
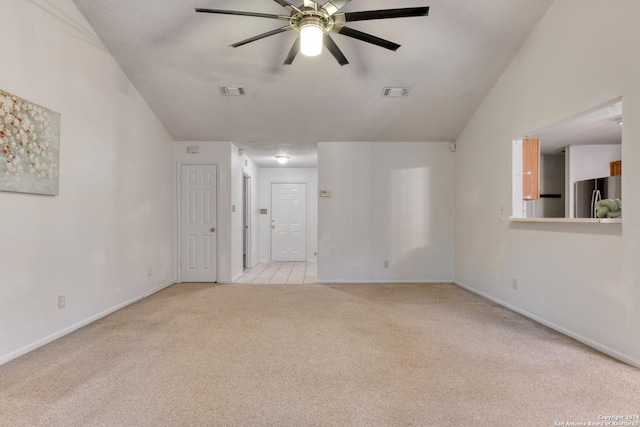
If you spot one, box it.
[382,87,410,97]
[219,86,245,96]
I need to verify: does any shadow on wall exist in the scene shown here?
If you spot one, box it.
[27,0,106,51]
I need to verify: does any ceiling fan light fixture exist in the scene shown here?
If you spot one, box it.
[300,21,324,56]
[196,4,430,65]
[275,155,290,164]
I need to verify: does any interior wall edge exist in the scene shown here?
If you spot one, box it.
[0,280,175,367]
[454,280,640,369]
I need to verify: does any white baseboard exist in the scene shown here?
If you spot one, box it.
[0,280,174,367]
[143,280,175,298]
[318,279,453,284]
[454,280,640,369]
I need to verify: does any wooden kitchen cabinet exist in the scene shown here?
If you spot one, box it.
[523,138,540,200]
[610,160,622,176]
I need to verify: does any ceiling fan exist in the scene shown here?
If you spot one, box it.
[195,1,429,66]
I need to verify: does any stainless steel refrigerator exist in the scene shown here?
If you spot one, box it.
[574,175,622,218]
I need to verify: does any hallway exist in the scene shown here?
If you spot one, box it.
[234,262,317,284]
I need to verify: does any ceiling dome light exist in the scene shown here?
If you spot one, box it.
[275,155,290,164]
[300,20,324,56]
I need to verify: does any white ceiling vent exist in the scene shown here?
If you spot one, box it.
[382,87,410,98]
[219,86,245,96]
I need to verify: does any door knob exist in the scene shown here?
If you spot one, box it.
[210,227,216,232]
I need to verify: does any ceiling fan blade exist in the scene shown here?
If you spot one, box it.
[336,7,429,23]
[195,8,286,20]
[272,0,301,13]
[303,0,318,10]
[333,26,400,51]
[231,26,292,48]
[283,37,300,65]
[323,34,349,66]
[321,0,352,16]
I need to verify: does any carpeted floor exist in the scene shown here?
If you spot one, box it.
[1,283,639,426]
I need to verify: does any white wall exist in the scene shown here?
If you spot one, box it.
[318,142,455,283]
[569,145,622,183]
[455,0,640,366]
[0,0,174,364]
[258,168,318,263]
[231,146,243,280]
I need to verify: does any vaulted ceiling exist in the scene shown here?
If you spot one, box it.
[72,0,555,166]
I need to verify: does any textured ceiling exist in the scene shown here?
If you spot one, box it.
[532,99,623,155]
[71,0,555,166]
[237,142,318,168]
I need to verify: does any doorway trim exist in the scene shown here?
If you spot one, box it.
[175,162,219,283]
[242,172,252,269]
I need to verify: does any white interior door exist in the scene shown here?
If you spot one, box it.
[271,183,307,262]
[180,164,217,282]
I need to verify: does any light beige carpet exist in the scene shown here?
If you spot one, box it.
[1,283,639,426]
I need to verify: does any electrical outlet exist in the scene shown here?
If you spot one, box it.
[512,279,518,290]
[384,260,389,268]
[500,204,505,218]
[148,267,152,277]
[58,294,66,309]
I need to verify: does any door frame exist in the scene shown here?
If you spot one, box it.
[242,172,252,269]
[175,162,219,283]
[269,182,309,262]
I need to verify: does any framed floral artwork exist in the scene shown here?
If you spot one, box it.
[0,89,60,196]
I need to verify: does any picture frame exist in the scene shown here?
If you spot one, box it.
[0,89,60,196]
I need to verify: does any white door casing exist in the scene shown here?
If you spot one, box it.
[243,173,251,269]
[271,183,307,262]
[180,164,217,282]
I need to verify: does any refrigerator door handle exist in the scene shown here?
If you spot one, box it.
[592,189,602,218]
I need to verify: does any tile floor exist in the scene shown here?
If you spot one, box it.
[234,262,317,284]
